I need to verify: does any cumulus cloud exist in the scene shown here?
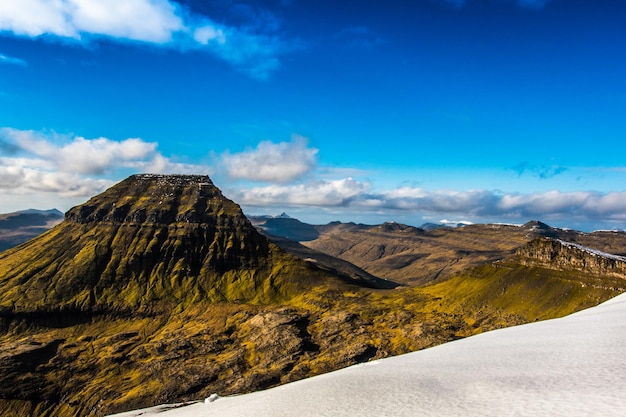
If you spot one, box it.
[222,136,318,183]
[2,126,623,228]
[235,180,626,225]
[0,127,211,198]
[2,128,159,175]
[369,187,500,214]
[0,0,184,41]
[362,188,626,222]
[234,178,369,207]
[0,160,113,197]
[0,0,292,79]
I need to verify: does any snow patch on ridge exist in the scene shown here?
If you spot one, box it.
[557,239,626,262]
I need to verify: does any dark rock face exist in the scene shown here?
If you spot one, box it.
[0,339,63,402]
[75,174,270,272]
[66,175,225,225]
[516,237,626,278]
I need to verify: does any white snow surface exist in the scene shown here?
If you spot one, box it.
[557,239,626,262]
[109,293,626,417]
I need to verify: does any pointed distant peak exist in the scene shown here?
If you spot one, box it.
[522,220,552,230]
[278,212,291,219]
[522,220,558,238]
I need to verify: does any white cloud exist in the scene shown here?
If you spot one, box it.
[367,188,626,222]
[367,187,499,213]
[234,179,626,226]
[0,127,212,201]
[0,0,291,79]
[0,161,113,197]
[1,127,624,229]
[498,190,589,216]
[222,136,318,183]
[0,164,26,188]
[194,25,226,45]
[0,0,74,38]
[69,0,184,42]
[0,0,182,41]
[583,192,626,216]
[22,170,112,196]
[234,178,369,206]
[3,128,159,175]
[0,52,27,66]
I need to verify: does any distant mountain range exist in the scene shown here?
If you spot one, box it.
[250,215,626,286]
[0,208,63,252]
[1,176,625,416]
[248,215,465,242]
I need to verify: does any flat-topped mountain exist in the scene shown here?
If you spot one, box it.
[0,175,308,314]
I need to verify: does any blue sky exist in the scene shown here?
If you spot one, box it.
[1,0,626,230]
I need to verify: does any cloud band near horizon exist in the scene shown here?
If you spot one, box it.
[232,183,626,224]
[1,127,625,227]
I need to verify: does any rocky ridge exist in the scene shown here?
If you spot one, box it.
[516,237,626,282]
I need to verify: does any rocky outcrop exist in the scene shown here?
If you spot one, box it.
[516,237,626,278]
